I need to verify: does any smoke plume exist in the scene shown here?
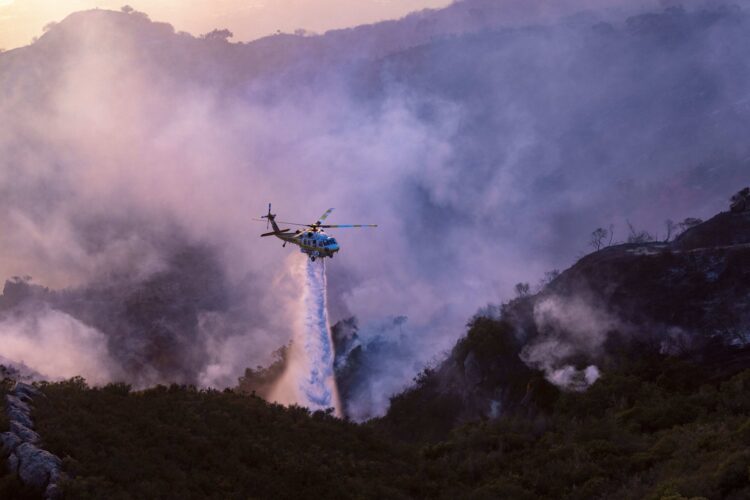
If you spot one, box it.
[0,306,118,385]
[521,295,623,390]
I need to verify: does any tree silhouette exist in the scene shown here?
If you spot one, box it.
[514,282,530,297]
[201,29,234,42]
[590,227,609,251]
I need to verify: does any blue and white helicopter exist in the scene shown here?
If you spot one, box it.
[255,204,377,261]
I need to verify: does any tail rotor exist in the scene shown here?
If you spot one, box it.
[261,203,273,230]
[256,203,284,235]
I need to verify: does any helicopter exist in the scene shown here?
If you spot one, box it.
[255,204,377,261]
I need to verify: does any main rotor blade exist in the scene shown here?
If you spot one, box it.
[276,221,314,227]
[319,224,378,228]
[316,208,335,224]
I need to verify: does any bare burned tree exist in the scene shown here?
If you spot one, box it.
[590,227,609,251]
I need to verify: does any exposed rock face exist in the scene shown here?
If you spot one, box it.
[9,421,40,444]
[14,382,42,402]
[1,432,21,455]
[1,382,64,499]
[6,395,31,413]
[6,401,33,429]
[16,443,63,493]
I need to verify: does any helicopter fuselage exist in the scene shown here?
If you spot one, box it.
[276,229,340,260]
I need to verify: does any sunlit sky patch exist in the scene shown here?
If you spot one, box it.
[0,0,451,51]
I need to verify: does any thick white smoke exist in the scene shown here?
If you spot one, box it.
[270,257,341,414]
[0,307,119,385]
[521,295,621,391]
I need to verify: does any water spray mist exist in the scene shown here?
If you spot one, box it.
[270,257,341,415]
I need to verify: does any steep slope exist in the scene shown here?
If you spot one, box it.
[381,209,750,438]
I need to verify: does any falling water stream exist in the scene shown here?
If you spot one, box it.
[270,257,341,415]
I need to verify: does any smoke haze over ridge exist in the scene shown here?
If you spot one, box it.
[1,1,749,417]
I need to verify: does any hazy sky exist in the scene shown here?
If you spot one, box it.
[0,0,451,50]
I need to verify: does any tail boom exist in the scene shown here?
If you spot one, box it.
[261,203,282,233]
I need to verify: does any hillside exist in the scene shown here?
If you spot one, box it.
[380,208,750,437]
[1,208,749,498]
[0,380,423,500]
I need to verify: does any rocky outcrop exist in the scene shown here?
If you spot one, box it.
[1,382,64,499]
[15,444,63,498]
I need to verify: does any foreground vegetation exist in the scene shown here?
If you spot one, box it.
[30,381,417,499]
[0,354,742,498]
[412,355,750,499]
[2,318,750,498]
